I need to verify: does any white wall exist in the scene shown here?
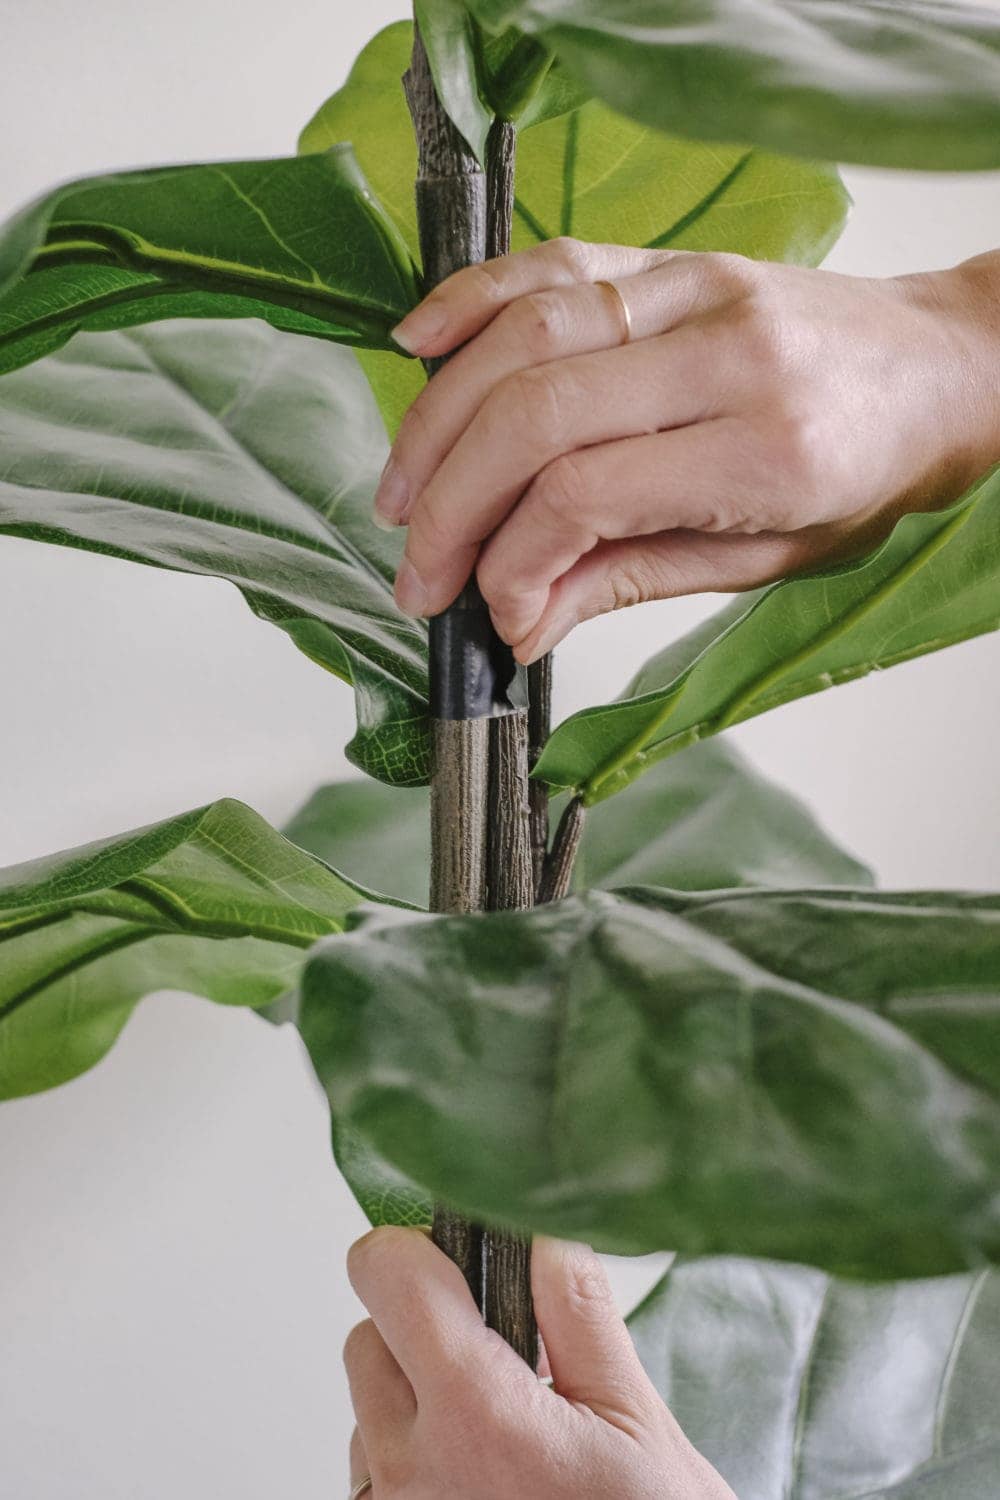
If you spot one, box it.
[0,1,997,1494]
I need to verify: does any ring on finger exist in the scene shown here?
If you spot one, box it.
[594,279,633,344]
[350,1478,373,1499]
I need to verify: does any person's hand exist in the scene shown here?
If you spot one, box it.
[375,241,1000,662]
[343,1226,735,1499]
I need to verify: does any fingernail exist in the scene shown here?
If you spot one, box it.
[373,456,409,527]
[516,616,568,665]
[394,559,429,617]
[391,298,448,353]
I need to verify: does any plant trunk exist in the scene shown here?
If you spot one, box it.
[405,31,537,1368]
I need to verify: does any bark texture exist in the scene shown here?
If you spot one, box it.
[407,30,537,1370]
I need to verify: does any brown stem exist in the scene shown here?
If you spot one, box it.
[408,29,536,1368]
[538,796,586,904]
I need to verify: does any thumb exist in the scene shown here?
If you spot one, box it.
[531,1237,655,1424]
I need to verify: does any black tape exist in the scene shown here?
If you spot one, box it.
[429,582,525,720]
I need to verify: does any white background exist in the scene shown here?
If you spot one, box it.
[0,1,998,1494]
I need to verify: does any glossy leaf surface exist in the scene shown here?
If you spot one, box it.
[284,737,871,910]
[0,800,373,1099]
[0,319,431,784]
[301,22,848,436]
[467,0,1000,170]
[629,1256,1000,1499]
[0,148,419,377]
[538,470,1000,802]
[302,885,1000,1274]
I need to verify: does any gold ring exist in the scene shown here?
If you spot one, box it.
[350,1479,373,1499]
[595,279,633,344]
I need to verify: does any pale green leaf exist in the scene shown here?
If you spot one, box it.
[0,318,431,784]
[628,1256,1000,1499]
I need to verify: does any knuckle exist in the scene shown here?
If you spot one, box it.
[700,250,760,299]
[506,291,569,358]
[464,259,508,305]
[546,235,591,279]
[563,1253,616,1320]
[533,452,589,526]
[342,1318,377,1370]
[489,366,568,447]
[772,406,827,487]
[730,294,789,371]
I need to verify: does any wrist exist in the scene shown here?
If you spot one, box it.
[904,253,1000,491]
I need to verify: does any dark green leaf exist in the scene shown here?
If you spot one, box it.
[537,469,1000,802]
[628,1256,1000,1498]
[286,738,870,1228]
[301,22,847,437]
[0,799,375,1099]
[0,318,431,784]
[284,737,871,909]
[0,147,419,377]
[301,885,1000,1275]
[467,0,1000,170]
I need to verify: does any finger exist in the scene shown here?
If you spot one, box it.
[349,1428,369,1488]
[376,254,757,527]
[347,1227,531,1400]
[395,325,736,618]
[476,418,767,645]
[531,1238,656,1426]
[343,1317,416,1436]
[515,527,813,663]
[391,237,671,357]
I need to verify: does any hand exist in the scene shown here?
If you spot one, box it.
[376,241,1000,662]
[343,1226,735,1499]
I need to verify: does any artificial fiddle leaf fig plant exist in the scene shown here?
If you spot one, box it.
[3,3,1000,1493]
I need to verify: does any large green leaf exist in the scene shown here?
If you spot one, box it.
[284,737,871,909]
[537,468,1000,802]
[628,1256,1000,1499]
[0,318,431,784]
[301,884,1000,1275]
[286,738,871,1231]
[301,22,848,436]
[0,799,377,1100]
[0,147,419,378]
[466,0,1000,171]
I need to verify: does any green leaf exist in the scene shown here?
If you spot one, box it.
[286,738,870,1228]
[575,738,872,891]
[284,737,871,910]
[628,1256,1000,1498]
[284,777,431,909]
[300,22,848,432]
[303,23,847,260]
[0,147,419,377]
[537,468,1000,802]
[467,0,1000,171]
[301,885,1000,1275]
[417,1,584,154]
[0,799,374,1099]
[415,0,496,162]
[0,318,431,784]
